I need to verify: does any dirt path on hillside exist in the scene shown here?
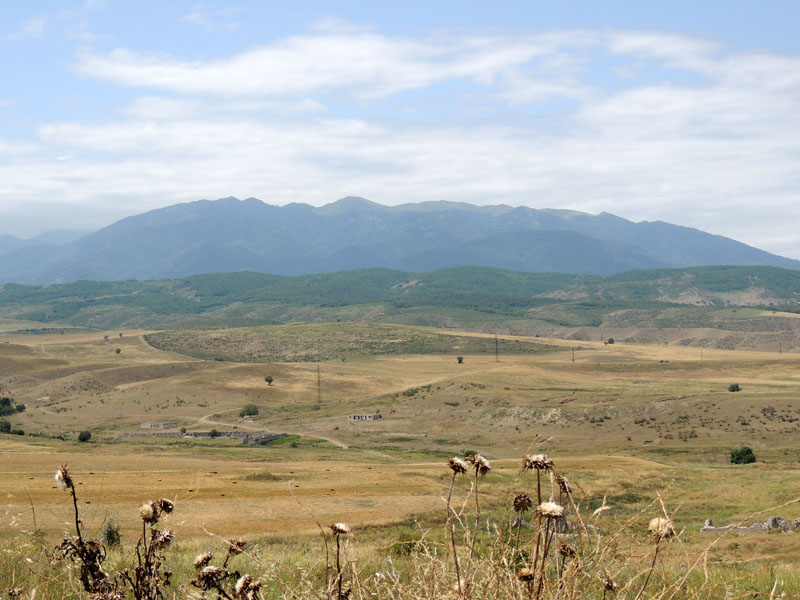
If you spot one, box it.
[196,409,350,449]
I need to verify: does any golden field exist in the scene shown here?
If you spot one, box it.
[2,320,800,597]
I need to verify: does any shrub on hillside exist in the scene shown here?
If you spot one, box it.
[728,383,741,392]
[78,430,92,443]
[0,397,25,416]
[730,446,756,464]
[240,404,259,417]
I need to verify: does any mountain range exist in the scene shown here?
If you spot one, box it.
[0,196,797,284]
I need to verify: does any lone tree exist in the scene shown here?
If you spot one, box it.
[730,446,756,464]
[265,375,274,386]
[240,404,259,417]
[78,430,92,443]
[457,356,464,364]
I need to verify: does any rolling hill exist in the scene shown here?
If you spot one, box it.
[1,265,798,330]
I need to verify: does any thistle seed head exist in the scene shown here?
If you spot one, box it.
[448,456,468,475]
[517,568,535,582]
[152,529,175,550]
[601,574,617,592]
[537,501,565,519]
[330,522,350,535]
[227,538,247,555]
[554,472,572,495]
[55,465,73,491]
[558,543,576,558]
[195,565,226,588]
[193,552,213,569]
[513,492,533,513]
[468,454,491,476]
[523,454,553,472]
[648,517,675,541]
[234,574,252,597]
[139,501,156,523]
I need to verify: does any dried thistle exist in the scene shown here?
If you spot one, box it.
[523,453,554,472]
[448,456,468,475]
[554,472,572,495]
[55,464,73,491]
[517,568,535,582]
[195,565,227,588]
[193,552,213,569]
[151,529,175,551]
[139,501,156,523]
[537,501,565,519]
[558,542,577,558]
[330,522,350,535]
[467,454,491,476]
[601,574,618,592]
[156,498,174,514]
[227,538,247,555]
[234,574,252,597]
[648,517,675,541]
[513,492,533,513]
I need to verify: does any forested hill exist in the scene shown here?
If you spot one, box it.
[0,265,798,329]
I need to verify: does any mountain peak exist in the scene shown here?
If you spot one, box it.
[316,196,384,214]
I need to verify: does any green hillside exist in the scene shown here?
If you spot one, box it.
[0,265,798,331]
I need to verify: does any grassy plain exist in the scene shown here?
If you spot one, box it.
[1,319,800,596]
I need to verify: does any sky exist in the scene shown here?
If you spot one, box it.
[2,1,800,258]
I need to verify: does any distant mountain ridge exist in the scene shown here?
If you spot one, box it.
[0,196,797,284]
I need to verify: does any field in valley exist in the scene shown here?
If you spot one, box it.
[1,319,800,596]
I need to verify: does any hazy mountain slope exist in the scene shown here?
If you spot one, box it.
[395,230,667,274]
[0,234,31,256]
[0,196,797,284]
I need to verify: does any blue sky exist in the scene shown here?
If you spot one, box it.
[2,1,800,258]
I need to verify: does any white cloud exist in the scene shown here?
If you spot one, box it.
[181,5,243,32]
[2,17,46,41]
[74,30,585,100]
[2,25,800,259]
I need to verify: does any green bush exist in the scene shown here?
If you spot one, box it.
[728,383,741,392]
[0,398,25,416]
[730,446,756,464]
[78,430,92,443]
[101,517,122,547]
[0,419,10,434]
[239,404,259,417]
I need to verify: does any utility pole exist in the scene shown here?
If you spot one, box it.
[495,333,499,362]
[317,364,321,404]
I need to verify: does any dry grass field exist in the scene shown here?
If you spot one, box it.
[2,320,800,596]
